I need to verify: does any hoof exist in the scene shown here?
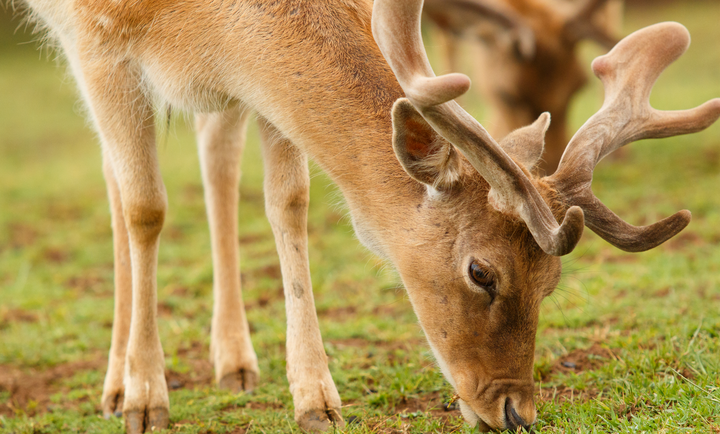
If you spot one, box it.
[219,369,258,393]
[125,407,170,434]
[297,408,345,432]
[102,391,124,420]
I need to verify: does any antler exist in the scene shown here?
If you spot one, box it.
[373,0,584,256]
[549,22,720,252]
[423,0,536,60]
[564,0,619,49]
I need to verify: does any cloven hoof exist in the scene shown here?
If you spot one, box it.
[101,391,124,420]
[297,407,346,432]
[124,407,170,434]
[218,369,259,393]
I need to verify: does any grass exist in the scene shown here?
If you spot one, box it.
[1,2,719,433]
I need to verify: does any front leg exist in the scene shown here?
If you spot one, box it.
[101,153,133,419]
[78,53,169,433]
[259,118,345,432]
[196,106,259,392]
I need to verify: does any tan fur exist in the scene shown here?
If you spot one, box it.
[19,1,693,433]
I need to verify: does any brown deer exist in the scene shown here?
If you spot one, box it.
[19,0,719,432]
[423,0,624,173]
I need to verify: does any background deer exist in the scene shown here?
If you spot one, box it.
[423,0,624,173]
[17,0,720,432]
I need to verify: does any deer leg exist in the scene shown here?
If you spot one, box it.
[79,56,169,433]
[101,153,133,419]
[196,106,259,392]
[258,118,345,432]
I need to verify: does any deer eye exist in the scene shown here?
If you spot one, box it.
[469,261,495,290]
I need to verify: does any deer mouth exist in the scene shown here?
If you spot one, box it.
[458,399,493,432]
[459,395,535,432]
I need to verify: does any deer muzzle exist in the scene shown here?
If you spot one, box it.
[456,377,537,431]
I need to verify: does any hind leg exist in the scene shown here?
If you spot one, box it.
[258,117,344,432]
[196,106,259,392]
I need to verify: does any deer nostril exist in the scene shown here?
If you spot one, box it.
[504,398,533,432]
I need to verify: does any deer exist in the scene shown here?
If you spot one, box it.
[17,0,720,432]
[423,0,624,174]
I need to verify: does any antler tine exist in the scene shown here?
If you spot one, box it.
[550,22,720,252]
[423,0,536,60]
[373,0,585,256]
[564,0,619,49]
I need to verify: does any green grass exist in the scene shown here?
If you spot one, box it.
[1,2,720,433]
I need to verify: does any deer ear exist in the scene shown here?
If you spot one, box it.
[392,98,462,189]
[499,112,550,170]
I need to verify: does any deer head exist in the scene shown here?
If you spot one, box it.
[373,0,720,430]
[423,0,624,173]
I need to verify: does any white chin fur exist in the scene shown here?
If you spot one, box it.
[460,401,492,432]
[459,400,479,426]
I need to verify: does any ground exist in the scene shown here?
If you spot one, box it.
[0,1,719,433]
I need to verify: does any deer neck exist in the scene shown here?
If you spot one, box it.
[292,103,427,259]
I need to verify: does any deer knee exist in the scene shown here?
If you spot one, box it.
[123,197,167,243]
[265,185,309,230]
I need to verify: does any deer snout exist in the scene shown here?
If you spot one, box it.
[504,397,536,432]
[456,378,536,432]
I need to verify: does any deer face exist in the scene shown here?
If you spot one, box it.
[487,36,587,135]
[374,2,719,430]
[395,172,562,430]
[389,106,564,429]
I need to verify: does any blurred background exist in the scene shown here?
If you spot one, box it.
[0,1,719,433]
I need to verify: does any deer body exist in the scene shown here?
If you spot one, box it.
[20,0,720,432]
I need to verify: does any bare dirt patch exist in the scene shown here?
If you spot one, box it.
[246,285,284,309]
[666,231,704,251]
[65,274,111,297]
[537,384,600,405]
[546,343,617,378]
[239,233,267,246]
[327,338,425,352]
[220,400,285,413]
[393,391,460,418]
[8,222,38,248]
[352,391,462,434]
[319,305,357,320]
[167,341,215,390]
[536,343,617,405]
[597,250,640,264]
[0,355,105,417]
[42,247,70,264]
[252,264,281,280]
[0,308,39,330]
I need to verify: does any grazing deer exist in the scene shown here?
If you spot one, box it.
[423,0,624,173]
[19,0,719,432]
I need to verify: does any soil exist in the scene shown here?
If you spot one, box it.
[536,383,600,404]
[665,231,704,251]
[536,343,619,405]
[347,390,463,434]
[319,305,358,320]
[393,390,460,418]
[0,308,39,329]
[545,343,617,378]
[0,355,105,417]
[0,341,220,418]
[327,337,425,352]
[8,222,38,248]
[65,275,111,297]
